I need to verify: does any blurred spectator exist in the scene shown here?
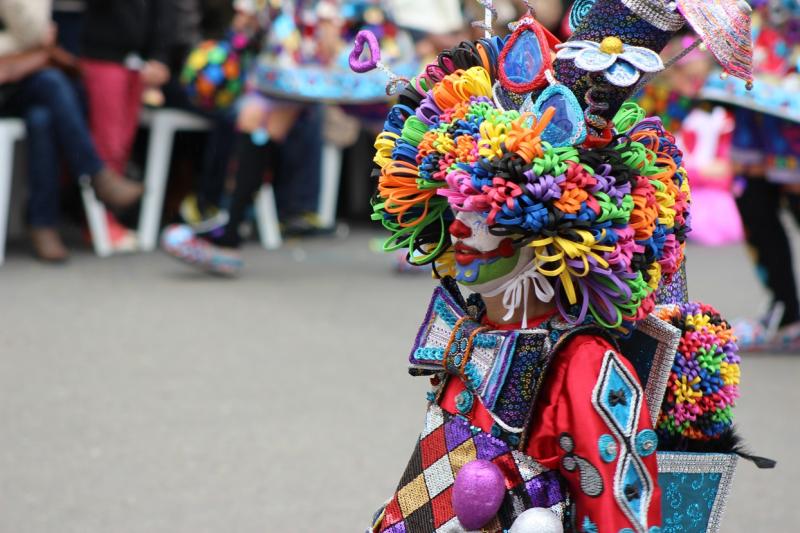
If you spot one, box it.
[80,0,176,250]
[0,0,143,261]
[389,0,474,57]
[51,0,85,55]
[161,0,242,230]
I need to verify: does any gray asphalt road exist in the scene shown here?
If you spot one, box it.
[0,231,797,532]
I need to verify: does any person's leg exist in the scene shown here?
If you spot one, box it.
[21,105,60,228]
[162,98,299,274]
[17,103,69,261]
[214,98,299,248]
[22,67,142,211]
[198,110,237,210]
[735,177,800,327]
[274,105,323,220]
[215,135,277,247]
[165,134,276,273]
[20,69,103,178]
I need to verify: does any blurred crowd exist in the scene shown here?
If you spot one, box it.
[1,0,799,344]
[0,0,574,263]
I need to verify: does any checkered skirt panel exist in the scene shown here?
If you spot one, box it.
[374,406,568,533]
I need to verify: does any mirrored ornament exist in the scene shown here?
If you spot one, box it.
[532,84,587,147]
[498,17,559,94]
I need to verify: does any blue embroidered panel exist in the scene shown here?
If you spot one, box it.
[659,471,721,533]
[592,351,654,532]
[656,452,737,533]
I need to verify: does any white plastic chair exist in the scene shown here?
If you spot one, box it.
[0,118,122,262]
[254,184,282,249]
[137,108,214,252]
[0,118,25,265]
[137,107,341,252]
[78,177,113,257]
[318,143,343,229]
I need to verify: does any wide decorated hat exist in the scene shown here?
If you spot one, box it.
[249,0,418,103]
[702,0,800,123]
[358,0,754,330]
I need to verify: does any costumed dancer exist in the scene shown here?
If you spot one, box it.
[162,0,417,275]
[352,0,765,531]
[702,0,800,351]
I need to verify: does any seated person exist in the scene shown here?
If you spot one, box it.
[0,0,142,261]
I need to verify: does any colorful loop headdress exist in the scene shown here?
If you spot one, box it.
[354,0,753,330]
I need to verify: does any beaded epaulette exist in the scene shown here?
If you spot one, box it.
[409,285,580,443]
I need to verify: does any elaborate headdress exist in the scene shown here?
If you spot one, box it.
[354,0,753,330]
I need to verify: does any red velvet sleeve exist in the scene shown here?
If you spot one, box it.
[527,335,662,533]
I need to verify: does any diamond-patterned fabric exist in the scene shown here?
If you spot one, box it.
[375,406,567,533]
[592,350,654,532]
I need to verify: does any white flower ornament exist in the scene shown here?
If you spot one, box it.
[556,37,664,87]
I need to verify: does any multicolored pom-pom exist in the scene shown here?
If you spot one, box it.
[181,34,252,111]
[656,302,740,443]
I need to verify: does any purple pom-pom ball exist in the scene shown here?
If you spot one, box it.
[452,459,505,530]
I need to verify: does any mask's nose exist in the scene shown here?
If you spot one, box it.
[449,219,472,239]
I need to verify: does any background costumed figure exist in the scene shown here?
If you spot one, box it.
[162,0,417,275]
[701,0,800,351]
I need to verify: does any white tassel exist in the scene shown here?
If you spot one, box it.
[483,261,554,329]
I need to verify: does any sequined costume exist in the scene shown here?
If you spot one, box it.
[355,1,757,532]
[378,282,663,532]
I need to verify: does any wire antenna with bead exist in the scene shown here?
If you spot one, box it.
[348,30,409,96]
[471,0,498,38]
